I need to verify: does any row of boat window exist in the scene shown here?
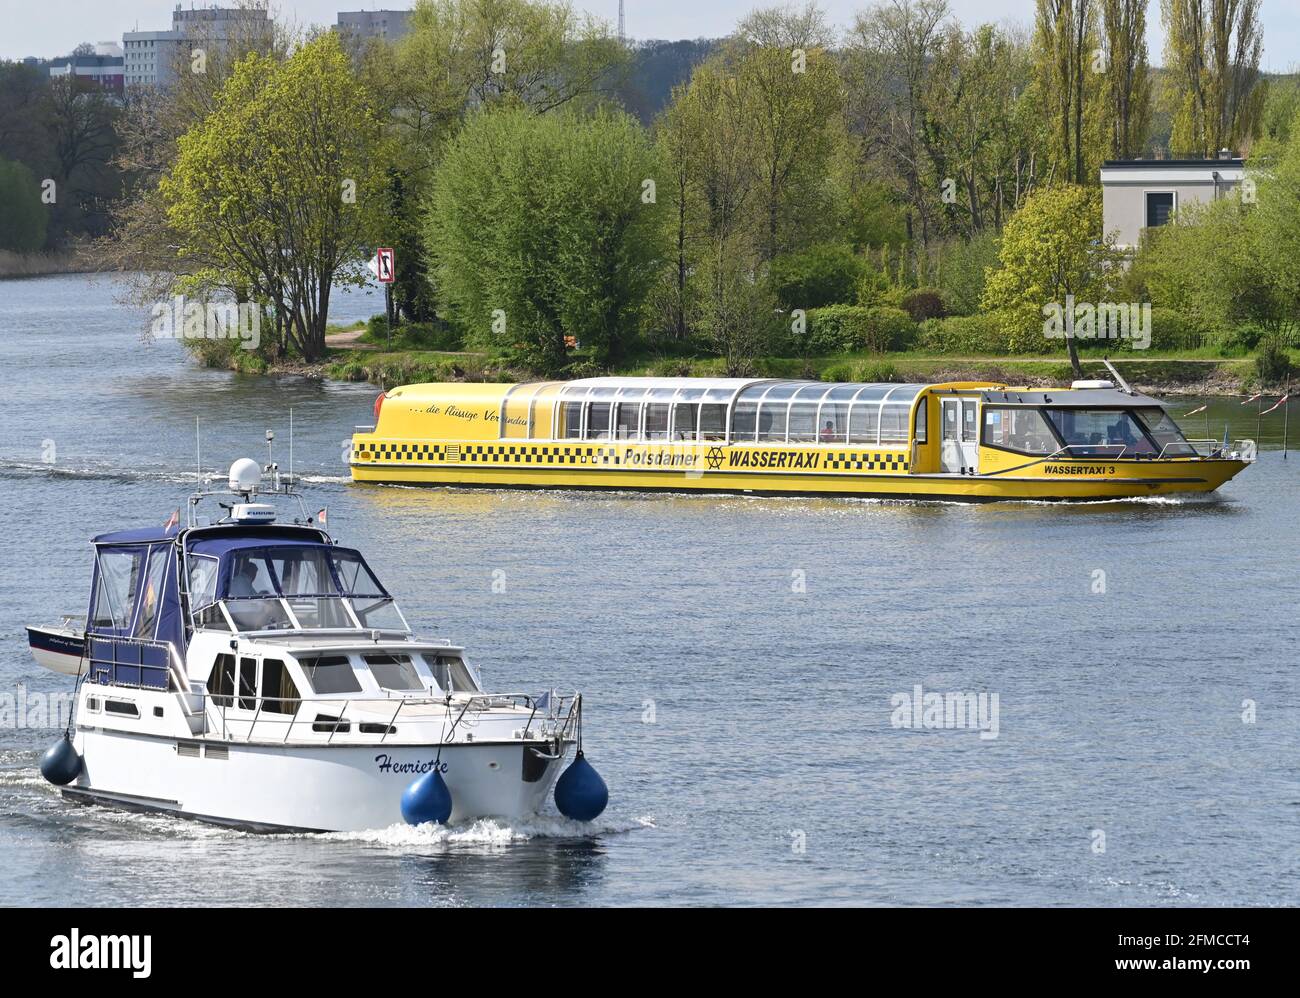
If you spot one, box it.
[556,399,926,445]
[204,651,476,714]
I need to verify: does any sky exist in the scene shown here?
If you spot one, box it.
[1,0,1297,71]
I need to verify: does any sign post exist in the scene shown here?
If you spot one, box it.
[367,248,396,345]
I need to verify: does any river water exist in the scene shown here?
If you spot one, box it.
[0,274,1297,907]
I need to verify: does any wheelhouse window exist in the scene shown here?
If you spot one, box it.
[188,555,219,610]
[981,407,1058,455]
[1044,409,1155,457]
[298,655,362,695]
[425,654,477,694]
[1134,407,1196,456]
[914,402,928,443]
[208,653,236,707]
[260,658,299,714]
[365,653,424,692]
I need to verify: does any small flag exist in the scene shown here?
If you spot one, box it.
[535,691,551,711]
[163,509,179,530]
[1241,393,1263,405]
[316,508,328,525]
[1185,405,1208,415]
[1261,394,1290,415]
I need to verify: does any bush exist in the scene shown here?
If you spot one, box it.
[770,242,864,310]
[805,305,916,353]
[916,314,1022,354]
[1147,309,1205,352]
[819,359,903,383]
[1256,338,1294,386]
[901,287,947,322]
[932,232,999,316]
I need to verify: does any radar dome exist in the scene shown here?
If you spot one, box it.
[229,458,262,494]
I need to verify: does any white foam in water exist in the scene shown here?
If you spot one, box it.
[319,813,655,848]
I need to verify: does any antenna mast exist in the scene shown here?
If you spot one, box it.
[619,0,625,41]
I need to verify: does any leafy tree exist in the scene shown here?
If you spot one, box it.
[730,3,846,261]
[981,184,1121,376]
[427,107,663,373]
[770,242,864,309]
[363,0,628,327]
[1160,0,1264,156]
[1033,0,1105,185]
[846,0,951,253]
[0,157,47,251]
[163,33,384,360]
[1101,0,1152,159]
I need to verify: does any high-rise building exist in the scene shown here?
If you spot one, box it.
[336,10,412,45]
[123,4,271,89]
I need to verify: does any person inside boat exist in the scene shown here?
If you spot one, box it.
[820,420,837,443]
[227,561,278,629]
[230,562,269,598]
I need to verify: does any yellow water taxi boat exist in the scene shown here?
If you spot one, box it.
[349,374,1253,502]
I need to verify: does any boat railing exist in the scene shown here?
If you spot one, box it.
[201,690,579,744]
[1176,438,1256,460]
[1047,443,1130,460]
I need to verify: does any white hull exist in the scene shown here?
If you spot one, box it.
[27,625,87,676]
[70,725,567,832]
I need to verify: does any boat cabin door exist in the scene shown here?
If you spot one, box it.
[940,398,980,474]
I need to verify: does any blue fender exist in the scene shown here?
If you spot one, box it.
[401,768,453,825]
[554,750,608,821]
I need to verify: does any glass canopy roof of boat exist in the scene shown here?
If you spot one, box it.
[555,377,927,406]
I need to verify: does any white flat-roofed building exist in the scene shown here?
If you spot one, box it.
[336,9,412,44]
[1101,153,1247,251]
[122,30,186,88]
[123,4,271,88]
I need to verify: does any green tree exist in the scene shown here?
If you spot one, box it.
[1033,0,1105,185]
[427,108,663,373]
[0,157,47,251]
[162,33,384,361]
[730,3,846,262]
[981,184,1121,376]
[1161,0,1264,156]
[1101,0,1152,159]
[363,0,628,325]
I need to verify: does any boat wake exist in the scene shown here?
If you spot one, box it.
[317,813,654,848]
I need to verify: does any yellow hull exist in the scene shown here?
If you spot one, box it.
[350,440,1248,502]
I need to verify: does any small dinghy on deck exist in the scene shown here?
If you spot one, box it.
[27,617,87,675]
